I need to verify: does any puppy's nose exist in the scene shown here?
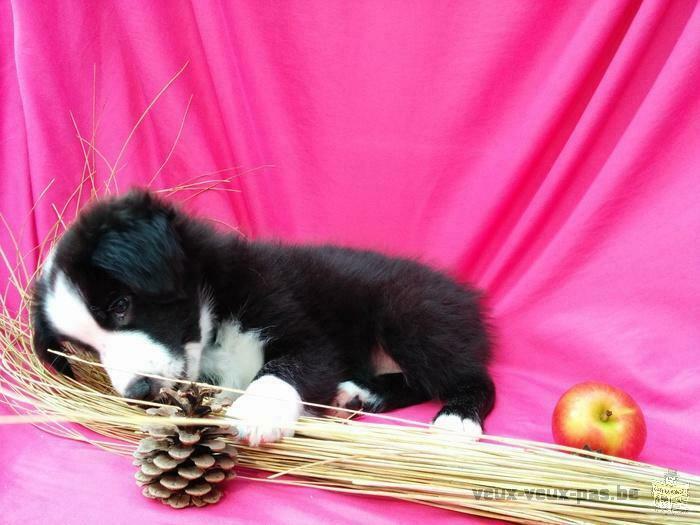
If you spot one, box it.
[124,377,154,400]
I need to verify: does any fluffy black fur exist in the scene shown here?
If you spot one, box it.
[32,190,495,426]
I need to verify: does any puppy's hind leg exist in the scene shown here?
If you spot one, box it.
[431,370,495,439]
[329,373,430,417]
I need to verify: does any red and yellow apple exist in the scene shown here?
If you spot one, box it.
[552,381,646,459]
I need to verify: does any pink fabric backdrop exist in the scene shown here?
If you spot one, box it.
[2,1,699,523]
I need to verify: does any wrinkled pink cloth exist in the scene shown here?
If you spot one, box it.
[1,1,699,523]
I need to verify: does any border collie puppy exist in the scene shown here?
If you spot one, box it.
[31,190,495,445]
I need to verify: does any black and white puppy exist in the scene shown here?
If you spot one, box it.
[31,190,495,445]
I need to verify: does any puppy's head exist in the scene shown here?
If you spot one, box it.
[31,190,207,400]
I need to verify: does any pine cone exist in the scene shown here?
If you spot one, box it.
[133,385,237,508]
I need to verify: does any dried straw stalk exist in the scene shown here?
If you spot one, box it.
[1,65,699,525]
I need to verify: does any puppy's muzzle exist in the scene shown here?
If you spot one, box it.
[124,377,161,401]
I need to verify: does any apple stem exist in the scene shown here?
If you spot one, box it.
[600,409,613,422]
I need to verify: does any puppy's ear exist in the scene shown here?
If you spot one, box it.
[30,284,74,377]
[91,213,185,297]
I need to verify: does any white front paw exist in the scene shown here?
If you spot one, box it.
[431,414,483,439]
[226,375,302,446]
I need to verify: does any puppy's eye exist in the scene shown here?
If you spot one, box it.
[109,296,131,318]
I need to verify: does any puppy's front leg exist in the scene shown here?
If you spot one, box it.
[226,373,301,446]
[227,346,342,446]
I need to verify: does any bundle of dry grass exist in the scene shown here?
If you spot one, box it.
[1,66,699,524]
[2,269,699,524]
[1,316,699,525]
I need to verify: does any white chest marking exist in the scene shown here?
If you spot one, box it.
[183,297,214,380]
[200,319,266,393]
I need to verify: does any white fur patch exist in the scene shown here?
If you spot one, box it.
[327,380,381,418]
[431,414,483,439]
[43,271,184,395]
[184,342,203,382]
[41,246,57,280]
[226,375,302,446]
[334,380,380,410]
[200,319,266,394]
[183,296,214,380]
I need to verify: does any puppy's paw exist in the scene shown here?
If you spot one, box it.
[226,375,302,446]
[431,413,483,440]
[326,380,380,418]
